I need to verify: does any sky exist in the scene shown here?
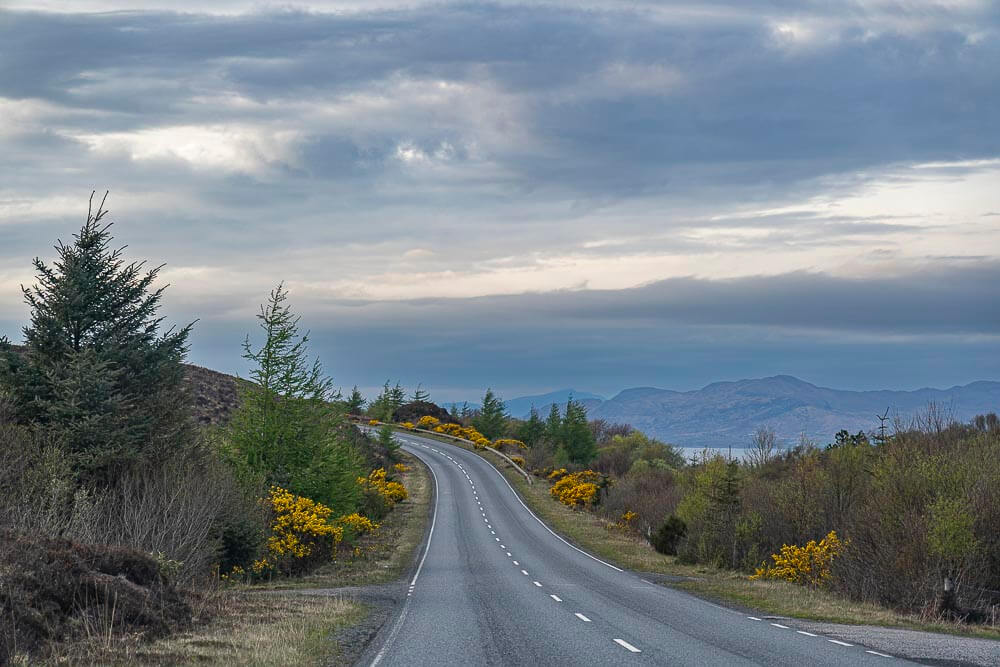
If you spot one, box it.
[1,0,998,402]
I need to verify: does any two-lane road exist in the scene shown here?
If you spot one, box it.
[363,430,912,666]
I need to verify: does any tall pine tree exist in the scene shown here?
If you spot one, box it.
[222,283,363,510]
[561,397,596,464]
[473,388,507,440]
[0,193,193,485]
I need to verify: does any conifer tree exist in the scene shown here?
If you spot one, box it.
[222,283,362,510]
[345,385,366,415]
[0,193,193,484]
[518,406,546,447]
[544,403,562,444]
[411,384,430,403]
[561,397,597,464]
[473,388,507,440]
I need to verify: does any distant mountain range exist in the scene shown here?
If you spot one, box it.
[503,376,1000,448]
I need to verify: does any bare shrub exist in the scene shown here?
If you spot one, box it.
[600,466,682,538]
[746,425,777,468]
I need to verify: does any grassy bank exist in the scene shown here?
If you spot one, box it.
[389,425,999,640]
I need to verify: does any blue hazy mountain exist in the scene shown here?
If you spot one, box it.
[506,376,999,448]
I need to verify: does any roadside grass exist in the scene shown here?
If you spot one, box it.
[28,592,364,666]
[382,425,1000,641]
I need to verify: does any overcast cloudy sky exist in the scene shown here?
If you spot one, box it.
[1,1,998,401]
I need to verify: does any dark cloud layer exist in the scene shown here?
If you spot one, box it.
[2,2,998,399]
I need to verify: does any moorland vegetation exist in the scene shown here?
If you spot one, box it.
[0,195,408,662]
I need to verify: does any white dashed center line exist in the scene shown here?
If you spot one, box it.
[866,650,892,658]
[771,623,789,629]
[521,569,529,576]
[796,631,817,637]
[550,595,562,602]
[574,613,591,622]
[513,561,519,565]
[533,581,542,587]
[613,639,641,653]
[748,616,762,621]
[828,640,853,647]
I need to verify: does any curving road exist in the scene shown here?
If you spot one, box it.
[362,430,913,666]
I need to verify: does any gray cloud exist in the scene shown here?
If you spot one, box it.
[2,2,998,399]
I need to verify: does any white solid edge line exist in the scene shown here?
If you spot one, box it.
[828,640,853,647]
[370,449,440,667]
[575,613,591,622]
[473,438,624,572]
[613,639,641,653]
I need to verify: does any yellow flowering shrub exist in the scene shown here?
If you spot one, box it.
[248,486,344,576]
[492,438,527,450]
[550,470,602,507]
[509,455,526,468]
[428,421,491,448]
[393,463,410,473]
[368,419,379,426]
[417,415,440,429]
[358,468,409,506]
[611,510,638,532]
[750,531,847,588]
[400,421,415,430]
[547,468,568,480]
[337,512,379,537]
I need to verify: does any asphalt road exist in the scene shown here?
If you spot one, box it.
[362,431,917,666]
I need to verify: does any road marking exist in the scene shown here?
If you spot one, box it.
[533,581,542,587]
[491,530,495,535]
[482,454,623,572]
[866,650,892,658]
[483,518,488,523]
[796,631,817,637]
[506,552,511,556]
[513,560,519,565]
[495,537,500,541]
[748,616,762,621]
[500,545,505,549]
[370,448,440,667]
[771,623,789,629]
[550,595,562,602]
[521,569,529,575]
[574,613,591,622]
[613,639,641,653]
[828,640,853,647]
[488,525,492,529]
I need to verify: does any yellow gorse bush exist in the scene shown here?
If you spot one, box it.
[430,421,491,448]
[547,468,568,480]
[368,419,380,426]
[550,470,602,507]
[492,438,527,450]
[337,512,379,536]
[358,468,409,505]
[265,486,343,560]
[750,531,847,588]
[416,415,440,429]
[393,463,410,473]
[509,455,526,468]
[400,421,415,430]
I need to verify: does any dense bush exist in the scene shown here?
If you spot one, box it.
[651,515,687,555]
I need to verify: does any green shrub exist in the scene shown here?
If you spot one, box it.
[651,515,686,555]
